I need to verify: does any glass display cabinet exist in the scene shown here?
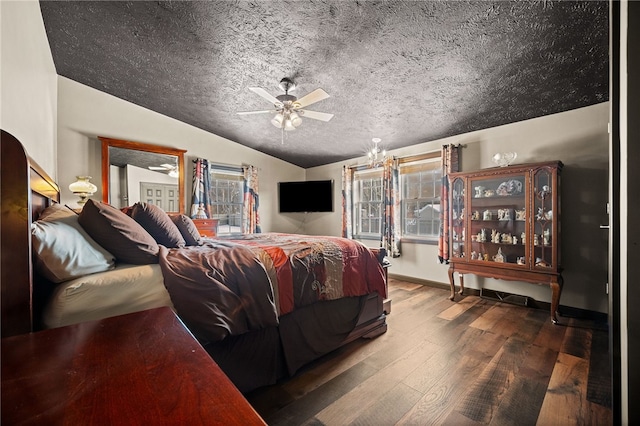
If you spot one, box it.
[447,161,563,323]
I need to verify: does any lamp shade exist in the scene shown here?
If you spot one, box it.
[271,113,284,128]
[289,112,302,127]
[69,176,97,205]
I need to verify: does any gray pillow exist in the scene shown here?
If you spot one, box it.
[78,200,159,264]
[131,202,186,248]
[32,203,116,283]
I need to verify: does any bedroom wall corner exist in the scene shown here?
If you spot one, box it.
[0,0,58,177]
[56,77,305,231]
[304,103,610,314]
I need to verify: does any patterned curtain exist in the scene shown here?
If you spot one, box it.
[242,165,261,234]
[438,144,460,263]
[381,157,401,258]
[341,166,353,238]
[190,158,212,218]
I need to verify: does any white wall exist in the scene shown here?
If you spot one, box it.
[56,77,305,233]
[0,0,58,175]
[306,103,610,313]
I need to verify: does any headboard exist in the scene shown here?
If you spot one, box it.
[1,130,60,338]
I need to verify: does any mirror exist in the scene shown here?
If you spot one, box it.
[100,137,186,213]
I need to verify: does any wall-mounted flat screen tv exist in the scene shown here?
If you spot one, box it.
[278,180,334,213]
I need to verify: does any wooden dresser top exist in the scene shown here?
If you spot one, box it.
[1,307,266,425]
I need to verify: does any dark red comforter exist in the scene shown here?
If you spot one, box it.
[158,233,386,344]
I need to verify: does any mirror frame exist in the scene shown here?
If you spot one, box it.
[100,137,187,213]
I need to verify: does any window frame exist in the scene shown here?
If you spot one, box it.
[352,167,384,240]
[399,153,442,244]
[208,165,244,236]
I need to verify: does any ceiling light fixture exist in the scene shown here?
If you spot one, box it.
[271,79,303,132]
[368,138,387,168]
[238,77,333,145]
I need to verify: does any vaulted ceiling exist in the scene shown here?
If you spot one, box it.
[39,1,609,168]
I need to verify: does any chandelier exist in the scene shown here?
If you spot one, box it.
[367,138,387,168]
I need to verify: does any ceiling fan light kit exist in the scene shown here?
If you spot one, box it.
[148,163,179,177]
[238,77,334,133]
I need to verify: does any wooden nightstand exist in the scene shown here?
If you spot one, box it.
[192,218,219,238]
[1,307,265,425]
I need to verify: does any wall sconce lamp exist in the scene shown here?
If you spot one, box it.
[69,176,97,206]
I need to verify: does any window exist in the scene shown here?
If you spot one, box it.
[400,156,442,241]
[353,168,383,238]
[209,167,244,235]
[348,152,442,242]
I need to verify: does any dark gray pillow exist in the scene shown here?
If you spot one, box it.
[78,200,159,264]
[170,214,202,246]
[131,202,186,248]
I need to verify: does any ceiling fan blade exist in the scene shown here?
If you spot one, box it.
[248,87,282,106]
[299,109,334,122]
[295,88,330,108]
[149,166,166,170]
[237,109,278,115]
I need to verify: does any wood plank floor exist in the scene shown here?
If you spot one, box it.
[246,278,612,425]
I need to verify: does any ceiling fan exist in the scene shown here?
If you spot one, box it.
[149,163,178,178]
[238,78,334,131]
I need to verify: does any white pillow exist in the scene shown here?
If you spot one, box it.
[32,204,116,283]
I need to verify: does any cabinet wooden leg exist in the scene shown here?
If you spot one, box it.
[458,273,464,296]
[549,277,563,324]
[448,267,456,301]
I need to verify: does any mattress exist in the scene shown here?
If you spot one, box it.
[43,263,173,328]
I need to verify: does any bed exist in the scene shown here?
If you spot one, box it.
[0,131,388,393]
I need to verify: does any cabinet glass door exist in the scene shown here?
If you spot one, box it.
[533,168,554,269]
[450,177,465,260]
[468,173,527,265]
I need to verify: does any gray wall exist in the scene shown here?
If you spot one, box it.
[306,103,610,314]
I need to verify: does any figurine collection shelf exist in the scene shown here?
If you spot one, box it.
[447,161,563,323]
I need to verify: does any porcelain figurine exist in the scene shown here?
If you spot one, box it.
[474,186,485,198]
[515,209,526,221]
[493,248,504,262]
[483,210,492,220]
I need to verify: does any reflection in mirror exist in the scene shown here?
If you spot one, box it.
[100,137,186,213]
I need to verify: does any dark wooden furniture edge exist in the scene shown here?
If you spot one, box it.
[1,307,266,425]
[1,130,59,338]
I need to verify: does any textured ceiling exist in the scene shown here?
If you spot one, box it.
[40,1,609,168]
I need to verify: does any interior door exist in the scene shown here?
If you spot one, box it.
[140,182,179,212]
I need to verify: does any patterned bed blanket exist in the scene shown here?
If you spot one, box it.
[158,233,386,344]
